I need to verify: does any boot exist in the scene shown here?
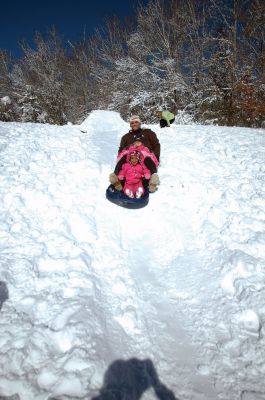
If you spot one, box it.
[125,188,134,198]
[135,187,143,198]
[109,173,123,191]
[149,173,160,193]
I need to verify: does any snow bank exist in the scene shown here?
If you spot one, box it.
[79,110,127,133]
[0,114,265,400]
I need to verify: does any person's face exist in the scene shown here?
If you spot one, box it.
[130,120,141,131]
[130,156,139,165]
[133,140,142,148]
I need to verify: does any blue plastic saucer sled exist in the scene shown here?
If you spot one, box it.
[106,185,149,209]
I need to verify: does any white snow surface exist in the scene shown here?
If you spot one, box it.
[0,110,265,400]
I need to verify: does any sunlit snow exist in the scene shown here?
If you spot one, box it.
[0,111,265,400]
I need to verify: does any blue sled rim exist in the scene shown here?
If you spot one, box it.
[106,185,149,209]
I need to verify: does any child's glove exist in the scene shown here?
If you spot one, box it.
[144,173,151,180]
[118,174,125,180]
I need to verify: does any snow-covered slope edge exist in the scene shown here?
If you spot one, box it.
[0,111,265,400]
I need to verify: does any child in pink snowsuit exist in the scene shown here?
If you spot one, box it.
[117,134,159,168]
[118,151,151,198]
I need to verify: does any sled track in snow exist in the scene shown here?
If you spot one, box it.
[0,112,265,400]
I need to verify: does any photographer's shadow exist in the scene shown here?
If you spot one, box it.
[92,358,178,400]
[0,281,8,311]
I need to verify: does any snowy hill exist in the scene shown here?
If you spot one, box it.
[0,111,265,400]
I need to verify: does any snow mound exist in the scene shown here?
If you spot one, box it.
[0,113,265,400]
[79,110,128,133]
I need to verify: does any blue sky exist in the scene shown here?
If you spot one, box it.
[0,0,148,56]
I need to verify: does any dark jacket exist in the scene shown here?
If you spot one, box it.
[118,128,160,161]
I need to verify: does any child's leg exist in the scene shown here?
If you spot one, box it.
[124,183,134,198]
[135,182,144,198]
[135,187,144,198]
[125,189,134,198]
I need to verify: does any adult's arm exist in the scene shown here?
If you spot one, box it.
[142,163,151,180]
[118,134,128,154]
[150,131,160,161]
[118,164,126,180]
[114,154,127,175]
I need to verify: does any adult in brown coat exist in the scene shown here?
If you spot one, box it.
[109,115,160,193]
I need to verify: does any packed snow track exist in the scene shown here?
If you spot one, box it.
[0,111,265,400]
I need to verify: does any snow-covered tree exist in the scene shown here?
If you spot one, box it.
[108,55,188,122]
[0,50,16,121]
[13,28,68,124]
[16,85,44,122]
[0,95,14,121]
[0,0,265,127]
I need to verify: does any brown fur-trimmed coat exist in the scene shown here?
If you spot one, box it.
[118,128,160,161]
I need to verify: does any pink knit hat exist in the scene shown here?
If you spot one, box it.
[129,150,141,160]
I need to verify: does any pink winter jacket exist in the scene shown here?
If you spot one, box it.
[117,144,159,168]
[118,161,151,183]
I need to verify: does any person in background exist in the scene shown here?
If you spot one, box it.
[156,110,175,128]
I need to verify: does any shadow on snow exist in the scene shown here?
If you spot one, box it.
[92,358,179,400]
